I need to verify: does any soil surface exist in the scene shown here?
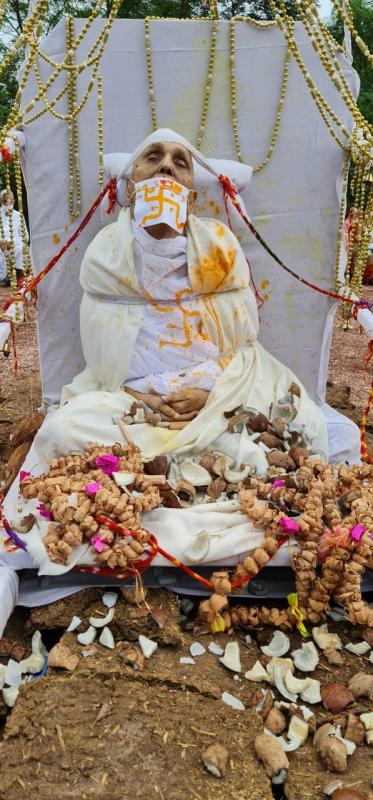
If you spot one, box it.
[0,590,372,800]
[0,286,372,799]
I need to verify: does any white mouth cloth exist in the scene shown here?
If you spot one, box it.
[133,176,189,233]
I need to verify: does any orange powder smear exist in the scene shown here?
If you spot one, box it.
[193,244,235,293]
[260,279,270,290]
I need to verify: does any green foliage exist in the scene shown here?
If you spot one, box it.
[327,0,373,124]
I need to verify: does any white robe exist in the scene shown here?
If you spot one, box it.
[35,208,328,468]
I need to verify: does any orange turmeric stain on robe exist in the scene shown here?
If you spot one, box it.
[193,244,235,293]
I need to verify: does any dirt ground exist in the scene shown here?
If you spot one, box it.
[0,286,372,799]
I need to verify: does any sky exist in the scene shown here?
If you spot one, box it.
[318,0,333,19]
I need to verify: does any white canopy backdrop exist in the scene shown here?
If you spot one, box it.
[19,17,358,406]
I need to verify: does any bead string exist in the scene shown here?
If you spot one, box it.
[331,0,373,64]
[66,16,81,220]
[97,73,104,187]
[229,18,292,171]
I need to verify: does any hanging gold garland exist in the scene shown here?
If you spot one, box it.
[145,16,218,149]
[331,0,373,64]
[66,16,81,220]
[97,73,104,188]
[229,18,292,171]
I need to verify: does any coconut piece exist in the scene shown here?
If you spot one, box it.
[266,657,294,683]
[334,727,356,756]
[208,642,224,656]
[180,657,195,665]
[366,729,373,746]
[77,626,97,646]
[102,592,118,608]
[10,513,36,533]
[220,641,241,673]
[283,670,310,695]
[175,480,197,506]
[348,672,373,699]
[273,665,297,703]
[313,624,342,651]
[314,724,337,748]
[212,454,235,477]
[139,635,158,660]
[221,692,245,711]
[360,711,373,730]
[318,736,348,773]
[291,641,319,672]
[268,716,309,752]
[323,781,343,796]
[321,683,355,713]
[113,471,136,488]
[89,607,115,628]
[48,642,79,671]
[345,641,371,656]
[202,743,229,778]
[324,648,344,666]
[4,659,22,687]
[254,733,289,783]
[261,631,290,658]
[32,630,47,658]
[340,713,365,746]
[144,455,169,475]
[179,459,212,487]
[66,615,82,632]
[245,660,272,683]
[19,653,45,674]
[265,707,287,735]
[331,790,366,800]
[99,627,115,650]
[190,642,206,658]
[3,686,19,707]
[224,464,252,483]
[300,678,321,704]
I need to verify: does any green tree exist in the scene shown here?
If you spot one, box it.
[327,0,373,124]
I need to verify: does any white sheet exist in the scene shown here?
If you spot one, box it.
[19,18,358,405]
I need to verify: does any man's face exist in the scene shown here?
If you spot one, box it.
[2,193,13,207]
[130,141,194,190]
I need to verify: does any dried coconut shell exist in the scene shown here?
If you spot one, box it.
[144,455,168,475]
[324,649,344,666]
[266,451,296,471]
[340,713,365,746]
[318,736,348,773]
[48,642,79,671]
[257,432,285,450]
[348,672,373,700]
[321,683,355,714]
[9,411,45,447]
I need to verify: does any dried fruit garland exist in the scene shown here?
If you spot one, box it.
[13,442,373,633]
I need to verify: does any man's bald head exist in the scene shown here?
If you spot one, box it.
[131,140,194,189]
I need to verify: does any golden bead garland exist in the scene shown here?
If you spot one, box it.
[229,18,291,171]
[97,73,104,187]
[334,152,350,291]
[331,0,373,65]
[145,16,218,148]
[298,0,371,139]
[66,16,81,220]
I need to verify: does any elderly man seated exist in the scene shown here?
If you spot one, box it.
[34,128,359,469]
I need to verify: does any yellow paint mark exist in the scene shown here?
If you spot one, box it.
[260,279,270,290]
[52,233,61,245]
[193,244,235,293]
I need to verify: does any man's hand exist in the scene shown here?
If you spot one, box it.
[126,387,209,424]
